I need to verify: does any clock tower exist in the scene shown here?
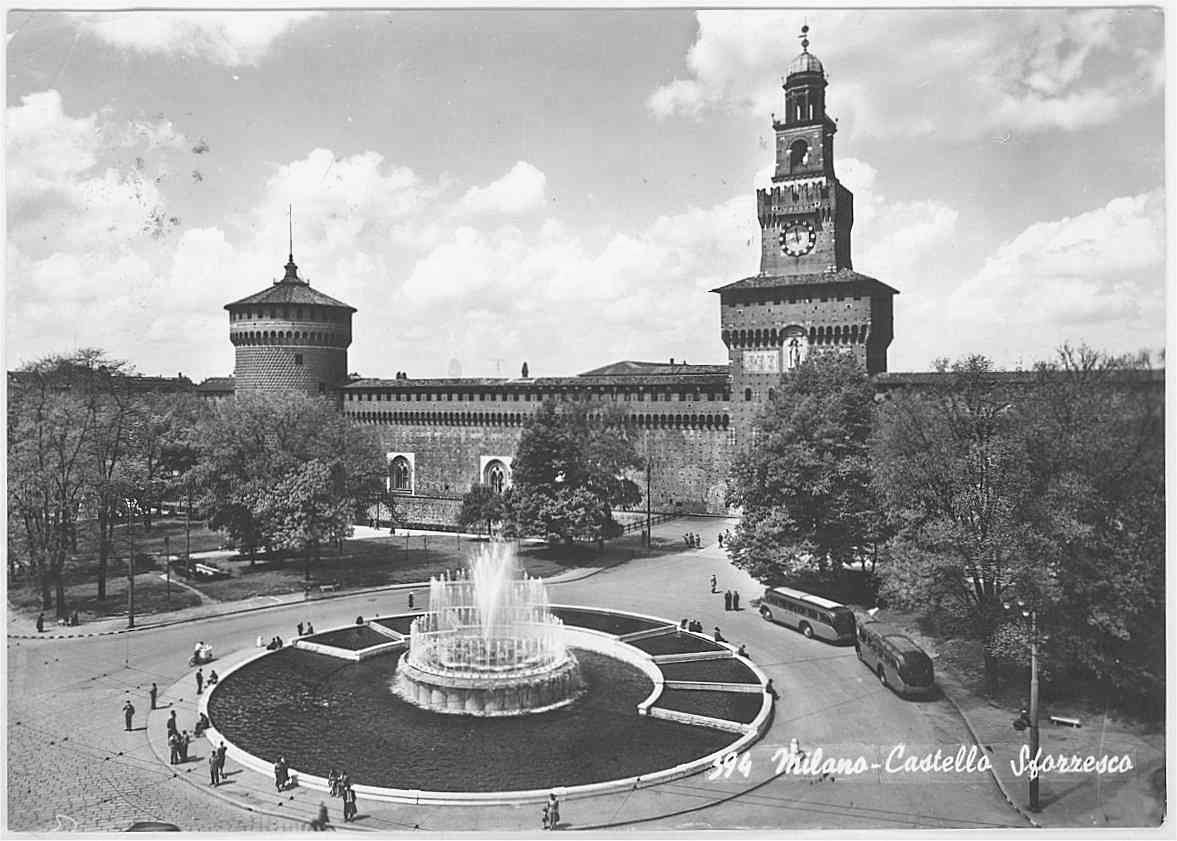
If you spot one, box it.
[713,25,898,446]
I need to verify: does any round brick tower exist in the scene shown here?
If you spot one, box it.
[224,251,355,398]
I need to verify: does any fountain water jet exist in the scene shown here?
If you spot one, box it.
[393,542,583,716]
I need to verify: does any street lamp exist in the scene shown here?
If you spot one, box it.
[127,514,136,630]
[1004,598,1040,812]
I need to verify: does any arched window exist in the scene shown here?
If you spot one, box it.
[389,456,411,493]
[789,140,809,172]
[485,460,507,495]
[768,388,776,402]
[744,387,753,401]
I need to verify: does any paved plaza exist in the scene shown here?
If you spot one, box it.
[9,518,1032,832]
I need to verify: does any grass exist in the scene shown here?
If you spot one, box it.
[8,571,203,622]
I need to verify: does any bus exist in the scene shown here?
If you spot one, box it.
[758,586,857,644]
[855,620,935,698]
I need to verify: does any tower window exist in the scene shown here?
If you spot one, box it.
[294,353,304,366]
[744,388,753,401]
[789,140,810,173]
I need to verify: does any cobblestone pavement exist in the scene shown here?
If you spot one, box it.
[7,637,308,832]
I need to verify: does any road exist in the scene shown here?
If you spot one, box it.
[7,519,1022,831]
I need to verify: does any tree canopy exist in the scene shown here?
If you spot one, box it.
[507,401,643,543]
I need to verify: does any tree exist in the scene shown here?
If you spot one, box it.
[7,351,112,615]
[871,355,1039,693]
[1017,347,1164,708]
[725,353,886,586]
[191,391,386,572]
[459,484,507,536]
[508,401,643,543]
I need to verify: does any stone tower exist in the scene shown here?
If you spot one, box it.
[224,250,355,399]
[713,26,898,445]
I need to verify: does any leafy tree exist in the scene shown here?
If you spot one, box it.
[508,401,642,543]
[871,355,1039,692]
[459,484,507,536]
[1017,347,1164,707]
[7,351,113,614]
[725,353,886,586]
[191,391,386,572]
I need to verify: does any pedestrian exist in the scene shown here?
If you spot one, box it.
[123,699,135,731]
[149,682,158,710]
[732,591,741,611]
[546,792,560,830]
[718,532,724,548]
[355,615,364,625]
[297,621,304,637]
[36,613,44,633]
[195,668,204,695]
[180,731,191,762]
[275,757,287,792]
[303,583,312,601]
[328,768,341,797]
[714,626,725,643]
[166,710,178,737]
[311,801,330,831]
[209,751,220,786]
[680,618,688,629]
[305,622,314,635]
[709,574,717,593]
[208,669,219,686]
[766,678,779,701]
[70,609,80,626]
[724,590,732,611]
[168,733,180,764]
[408,592,415,610]
[257,634,265,648]
[342,783,357,821]
[216,741,228,777]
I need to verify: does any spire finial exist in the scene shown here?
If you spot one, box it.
[799,22,810,52]
[283,204,301,282]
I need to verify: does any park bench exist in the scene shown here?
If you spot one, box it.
[319,582,339,594]
[1049,715,1082,728]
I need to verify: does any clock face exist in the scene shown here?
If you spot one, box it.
[780,221,817,257]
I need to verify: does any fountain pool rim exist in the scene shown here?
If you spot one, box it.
[197,606,774,805]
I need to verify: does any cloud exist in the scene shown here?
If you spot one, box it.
[457,162,547,216]
[932,190,1165,363]
[648,9,1163,139]
[73,11,321,66]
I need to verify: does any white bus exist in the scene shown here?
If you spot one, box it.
[758,586,857,644]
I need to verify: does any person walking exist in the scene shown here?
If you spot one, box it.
[723,590,732,611]
[732,590,741,611]
[168,732,180,765]
[311,801,330,831]
[766,678,780,702]
[216,741,228,778]
[709,574,717,593]
[275,758,286,792]
[209,751,220,786]
[546,792,560,830]
[180,731,191,762]
[123,699,135,731]
[149,682,158,710]
[717,532,724,548]
[408,592,415,610]
[36,613,44,633]
[297,621,304,637]
[166,710,178,737]
[195,668,204,695]
[342,783,357,822]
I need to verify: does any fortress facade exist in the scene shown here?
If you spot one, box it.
[213,36,900,527]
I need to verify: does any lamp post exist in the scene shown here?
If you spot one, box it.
[127,515,136,630]
[1005,599,1040,812]
[164,535,171,610]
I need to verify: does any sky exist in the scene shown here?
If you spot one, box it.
[5,8,1168,382]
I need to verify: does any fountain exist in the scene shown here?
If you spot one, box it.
[393,543,583,716]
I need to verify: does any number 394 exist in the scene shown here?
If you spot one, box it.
[707,751,752,780]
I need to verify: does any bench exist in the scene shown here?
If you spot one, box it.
[319,583,339,594]
[1050,715,1082,728]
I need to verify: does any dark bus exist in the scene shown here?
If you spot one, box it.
[855,620,935,698]
[758,586,857,644]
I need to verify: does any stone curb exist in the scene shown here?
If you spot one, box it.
[938,681,1042,829]
[8,563,614,642]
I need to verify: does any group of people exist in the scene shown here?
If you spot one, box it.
[682,532,703,548]
[261,635,285,650]
[679,617,705,633]
[207,740,229,786]
[194,666,219,695]
[717,529,733,547]
[541,793,561,830]
[166,711,193,764]
[723,590,742,611]
[295,621,316,637]
[327,769,359,821]
[274,756,293,791]
[36,610,81,632]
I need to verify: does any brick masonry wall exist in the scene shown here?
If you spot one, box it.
[233,345,347,394]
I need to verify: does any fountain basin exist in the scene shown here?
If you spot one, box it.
[394,649,583,716]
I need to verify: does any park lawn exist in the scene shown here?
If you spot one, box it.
[8,571,203,622]
[188,536,584,602]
